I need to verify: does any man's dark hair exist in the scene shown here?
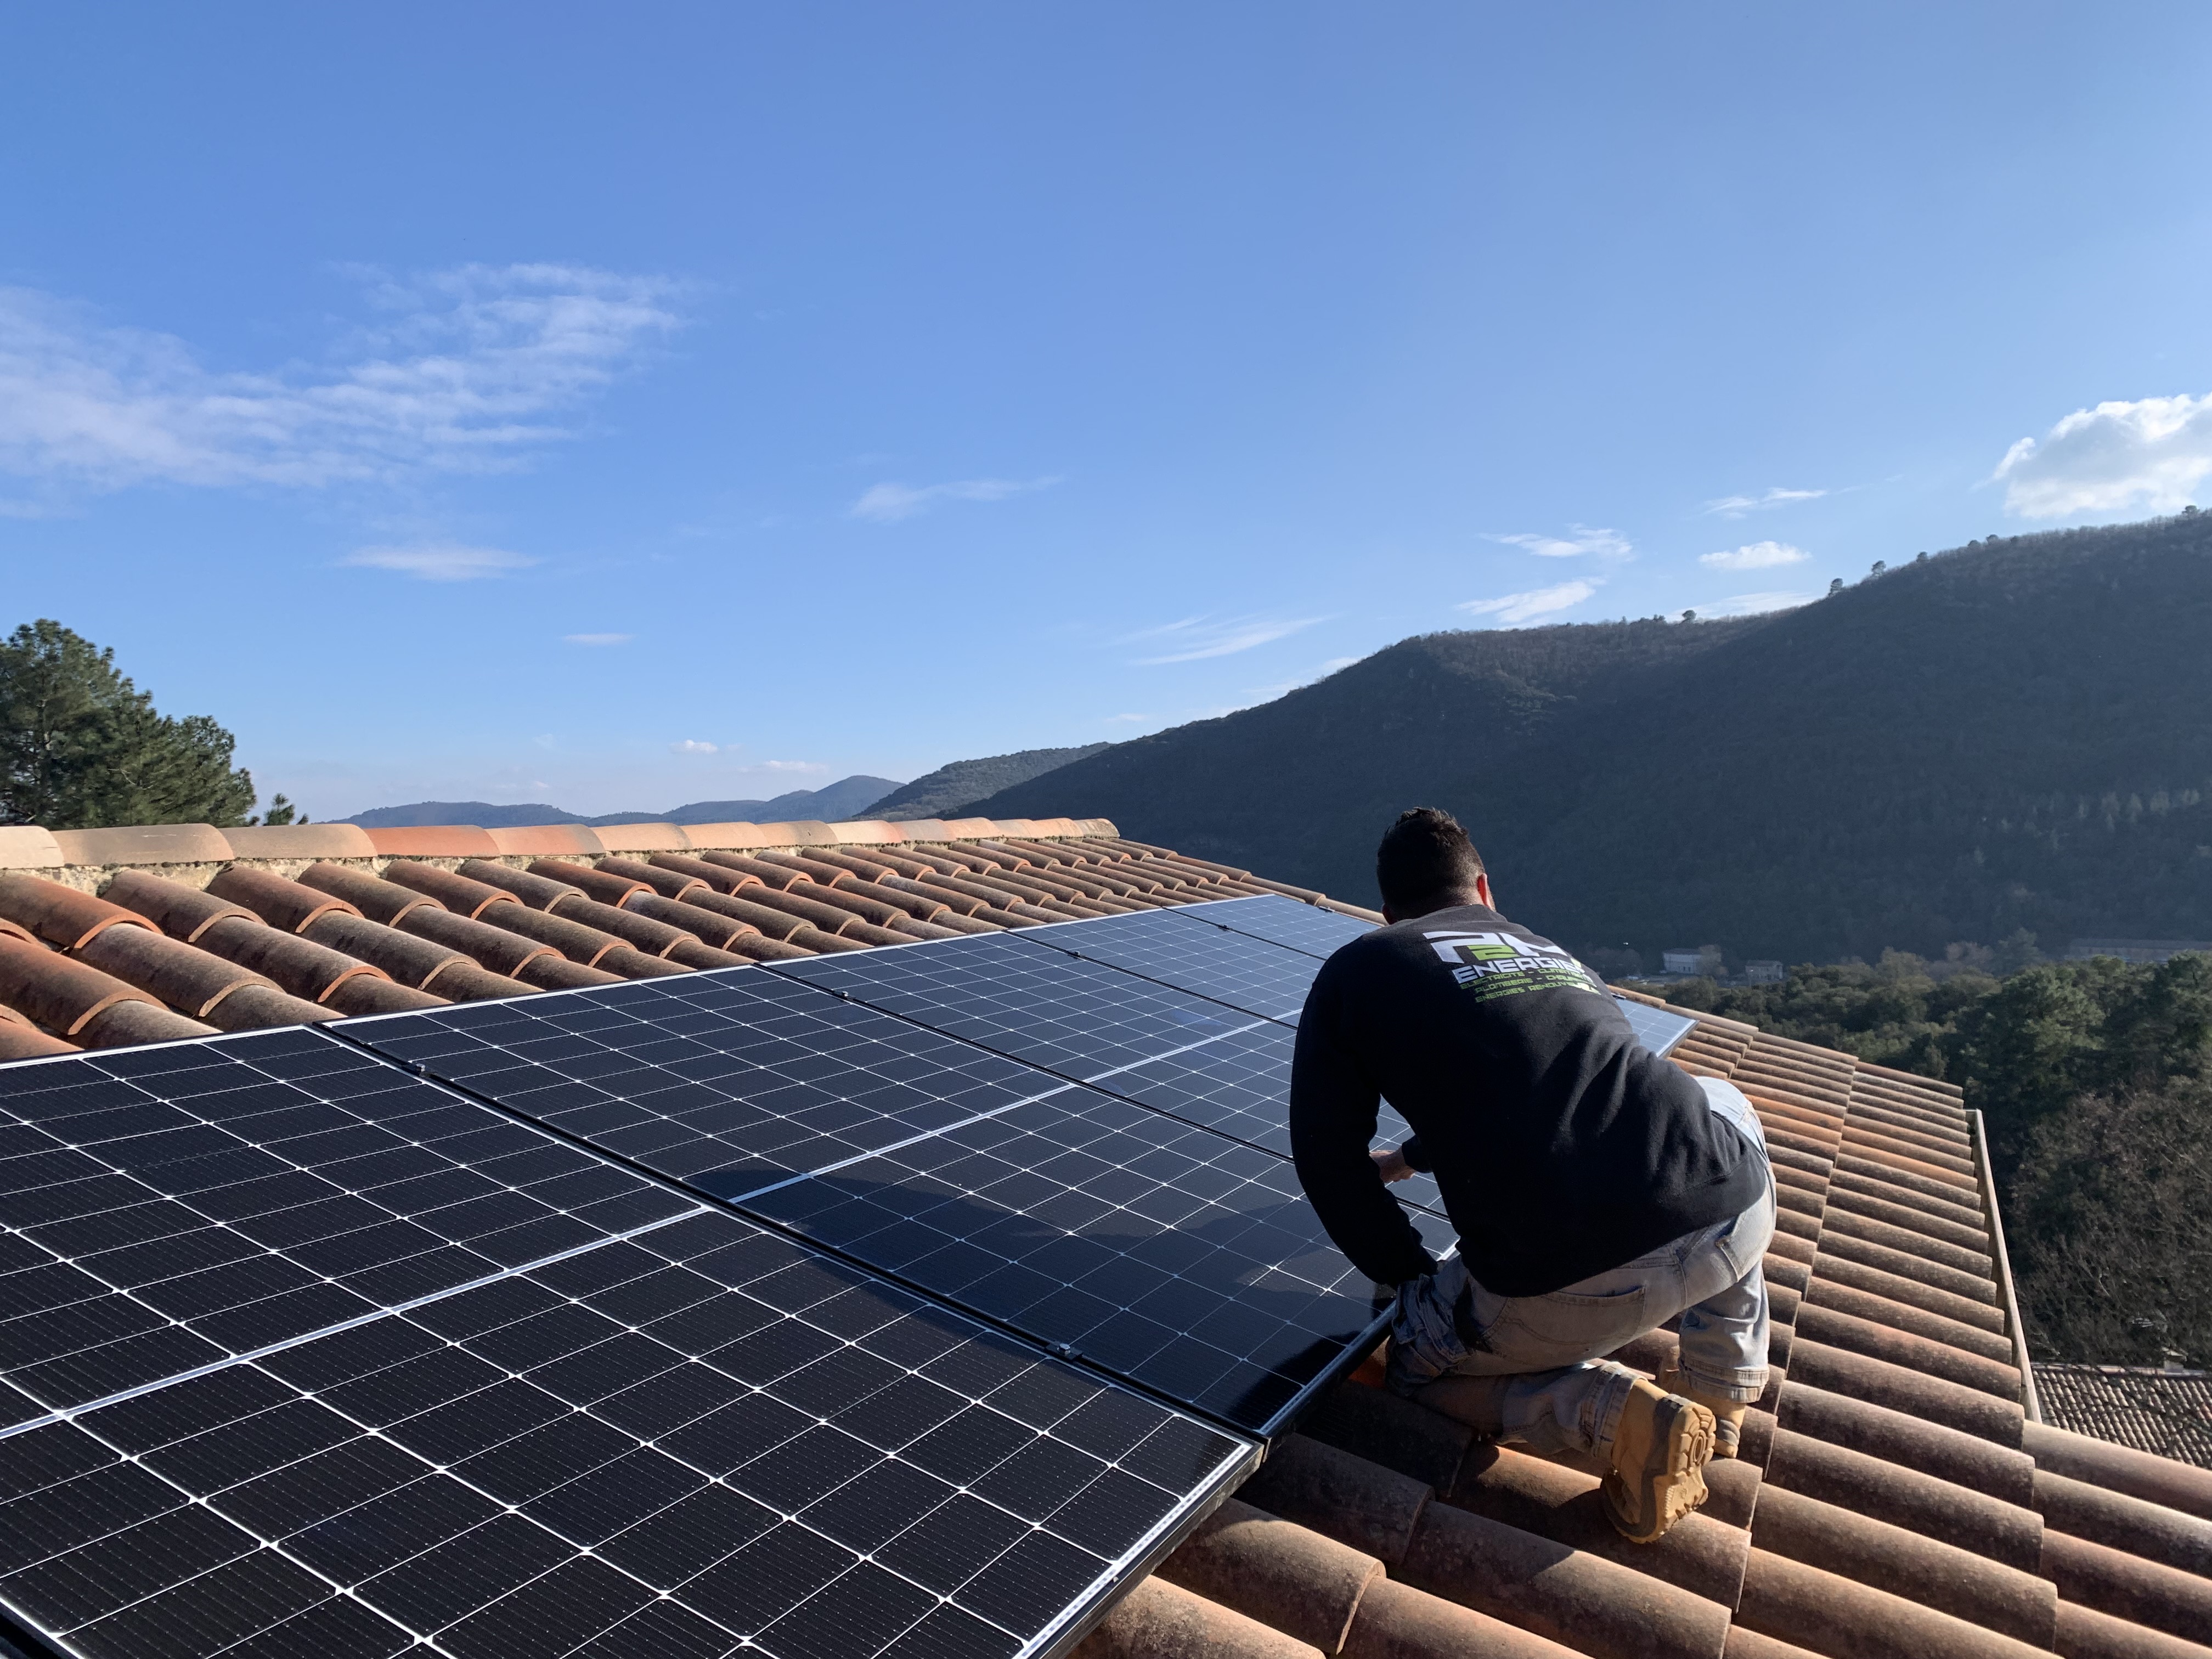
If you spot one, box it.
[1375,807,1486,912]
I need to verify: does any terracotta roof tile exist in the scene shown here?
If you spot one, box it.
[219,822,379,860]
[0,826,63,869]
[0,872,157,950]
[295,860,448,926]
[205,864,363,933]
[360,823,503,859]
[45,821,233,867]
[589,821,694,854]
[526,856,652,907]
[72,921,274,1020]
[379,860,521,918]
[103,868,260,942]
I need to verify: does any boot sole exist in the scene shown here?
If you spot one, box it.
[1602,1396,1716,1544]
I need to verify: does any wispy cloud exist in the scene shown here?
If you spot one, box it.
[1993,393,2212,517]
[563,632,633,646]
[1488,525,1632,560]
[1703,487,1825,519]
[1459,579,1601,625]
[850,475,1060,523]
[0,264,682,493]
[1699,540,1810,571]
[669,738,719,754]
[757,759,826,773]
[1697,590,1820,617]
[342,542,535,582]
[1122,613,1327,665]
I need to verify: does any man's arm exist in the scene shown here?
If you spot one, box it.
[1290,979,1435,1286]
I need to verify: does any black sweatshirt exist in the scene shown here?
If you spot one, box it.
[1289,902,1764,1295]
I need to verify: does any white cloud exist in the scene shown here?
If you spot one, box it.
[0,264,682,492]
[757,759,826,773]
[670,739,718,754]
[1488,524,1632,560]
[1703,487,1825,518]
[562,633,633,646]
[1699,540,1810,571]
[1458,579,1601,625]
[1122,613,1327,665]
[850,475,1060,523]
[342,542,534,582]
[1697,590,1820,617]
[1319,656,1360,674]
[1993,393,2212,518]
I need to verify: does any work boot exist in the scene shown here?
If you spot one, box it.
[1657,1362,1751,1459]
[1600,1379,1715,1543]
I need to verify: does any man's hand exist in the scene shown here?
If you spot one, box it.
[1370,1145,1415,1184]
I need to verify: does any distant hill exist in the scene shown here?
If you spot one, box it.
[967,514,2212,967]
[866,744,1112,820]
[343,774,902,830]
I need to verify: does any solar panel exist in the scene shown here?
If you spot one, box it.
[0,1029,697,1430]
[0,1029,1261,1659]
[1168,895,1375,960]
[738,1084,1454,1437]
[1086,1023,1446,1217]
[765,935,1253,1083]
[1009,910,1318,1025]
[1615,997,1697,1058]
[341,970,1074,1204]
[0,1201,1254,1659]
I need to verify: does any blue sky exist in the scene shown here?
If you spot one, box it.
[3,4,2208,819]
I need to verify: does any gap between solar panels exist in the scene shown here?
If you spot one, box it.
[333,967,1449,1440]
[0,1026,1259,1659]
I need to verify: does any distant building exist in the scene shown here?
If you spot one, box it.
[2064,939,2212,966]
[1745,960,1785,985]
[1662,948,1702,975]
[2036,1363,2212,1471]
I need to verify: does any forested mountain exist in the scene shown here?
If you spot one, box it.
[865,744,1110,820]
[969,514,2212,966]
[343,776,901,829]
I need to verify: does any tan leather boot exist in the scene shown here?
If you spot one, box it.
[1657,1362,1751,1459]
[1600,1378,1715,1543]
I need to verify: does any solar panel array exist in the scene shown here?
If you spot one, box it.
[1008,909,1321,1024]
[1615,997,1698,1058]
[0,1030,1254,1659]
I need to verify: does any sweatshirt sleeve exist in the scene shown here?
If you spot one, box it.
[1290,962,1437,1286]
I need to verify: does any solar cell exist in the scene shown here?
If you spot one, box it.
[1086,1023,1447,1216]
[1167,894,1375,960]
[1615,997,1697,1058]
[0,1029,698,1430]
[740,1084,1454,1437]
[340,969,1075,1203]
[1009,910,1319,1024]
[0,1202,1255,1659]
[764,935,1252,1084]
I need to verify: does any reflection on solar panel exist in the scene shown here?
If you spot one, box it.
[1615,997,1697,1058]
[0,1203,1252,1659]
[1170,894,1375,960]
[766,935,1251,1082]
[741,1085,1453,1437]
[343,970,1071,1203]
[1011,910,1320,1024]
[0,1031,1257,1659]
[1087,1023,1445,1216]
[0,1028,696,1430]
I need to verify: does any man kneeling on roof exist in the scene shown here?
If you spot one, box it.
[1289,808,1775,1543]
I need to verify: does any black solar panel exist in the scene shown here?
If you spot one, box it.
[0,1202,1254,1659]
[1169,894,1374,960]
[740,1085,1453,1437]
[1011,909,1318,1024]
[0,1029,1261,1659]
[0,1029,697,1431]
[764,935,1250,1084]
[1087,1023,1446,1216]
[341,970,1071,1204]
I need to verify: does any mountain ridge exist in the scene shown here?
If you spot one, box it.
[341,774,901,829]
[967,515,2212,966]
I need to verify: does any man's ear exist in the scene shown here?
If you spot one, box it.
[1475,871,1495,910]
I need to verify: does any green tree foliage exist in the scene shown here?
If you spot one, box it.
[0,620,256,830]
[1688,949,2212,1362]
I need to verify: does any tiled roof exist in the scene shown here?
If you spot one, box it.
[1079,997,2212,1659]
[2,822,2209,1658]
[2038,1367,2212,1472]
[0,815,1353,1059]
